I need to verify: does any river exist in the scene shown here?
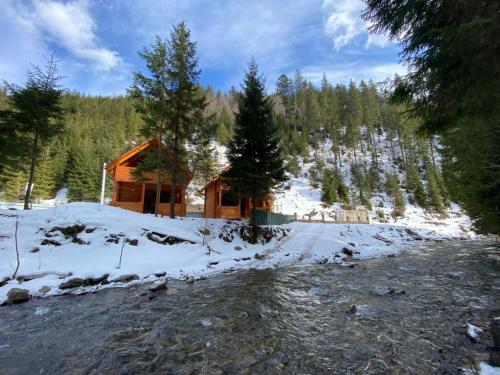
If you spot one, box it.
[0,240,499,374]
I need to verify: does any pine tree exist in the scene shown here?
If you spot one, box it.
[164,22,207,218]
[0,56,64,209]
[227,60,287,236]
[386,172,405,217]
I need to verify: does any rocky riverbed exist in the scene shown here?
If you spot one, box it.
[0,240,499,374]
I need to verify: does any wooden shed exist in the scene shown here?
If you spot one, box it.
[106,139,193,216]
[203,166,274,219]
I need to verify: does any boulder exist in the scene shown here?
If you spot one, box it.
[149,281,167,292]
[254,253,266,260]
[341,247,353,256]
[127,238,139,246]
[29,247,40,253]
[154,271,166,277]
[234,246,242,251]
[6,288,30,304]
[84,274,109,286]
[186,276,195,284]
[59,278,85,289]
[38,286,51,294]
[111,274,139,283]
[17,273,48,283]
[0,277,11,288]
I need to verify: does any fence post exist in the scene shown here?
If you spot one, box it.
[321,212,325,223]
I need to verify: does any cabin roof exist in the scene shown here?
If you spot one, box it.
[106,138,193,182]
[202,164,232,191]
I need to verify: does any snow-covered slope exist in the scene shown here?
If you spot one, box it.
[0,202,475,304]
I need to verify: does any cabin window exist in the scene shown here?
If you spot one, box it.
[221,191,239,206]
[160,190,181,203]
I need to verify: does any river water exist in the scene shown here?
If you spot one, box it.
[0,241,499,374]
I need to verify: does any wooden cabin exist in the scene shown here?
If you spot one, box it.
[106,139,193,216]
[203,166,274,219]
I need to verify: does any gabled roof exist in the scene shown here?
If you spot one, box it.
[106,138,193,182]
[202,164,232,191]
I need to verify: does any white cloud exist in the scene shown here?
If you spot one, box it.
[322,0,390,49]
[31,0,121,70]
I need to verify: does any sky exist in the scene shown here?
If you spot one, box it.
[1,0,405,95]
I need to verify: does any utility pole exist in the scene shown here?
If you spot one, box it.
[100,162,107,204]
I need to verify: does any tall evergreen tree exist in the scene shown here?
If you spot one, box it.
[0,56,64,209]
[227,60,287,234]
[164,22,207,218]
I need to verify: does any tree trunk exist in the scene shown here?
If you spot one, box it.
[251,187,257,243]
[154,134,162,217]
[24,132,39,210]
[169,120,180,219]
[429,137,437,169]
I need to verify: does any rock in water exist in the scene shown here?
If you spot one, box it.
[111,274,140,283]
[186,276,195,284]
[59,278,85,289]
[154,271,166,277]
[149,281,167,292]
[6,288,30,304]
[38,286,51,294]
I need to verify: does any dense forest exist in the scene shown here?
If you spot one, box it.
[0,70,450,218]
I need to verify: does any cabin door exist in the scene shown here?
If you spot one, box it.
[143,187,156,214]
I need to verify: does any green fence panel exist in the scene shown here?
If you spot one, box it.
[251,210,295,225]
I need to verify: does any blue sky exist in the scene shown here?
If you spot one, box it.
[1,0,405,95]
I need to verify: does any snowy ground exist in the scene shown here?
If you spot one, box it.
[0,202,476,304]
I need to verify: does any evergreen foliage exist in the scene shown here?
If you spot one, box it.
[363,0,500,233]
[226,60,287,230]
[0,56,64,209]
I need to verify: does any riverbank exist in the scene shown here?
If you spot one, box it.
[0,203,475,304]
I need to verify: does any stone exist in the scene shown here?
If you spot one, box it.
[16,273,47,282]
[84,274,109,286]
[127,238,139,246]
[111,274,139,283]
[254,253,266,260]
[186,276,195,284]
[6,288,30,304]
[154,271,166,277]
[59,277,85,289]
[38,286,51,294]
[341,247,353,256]
[241,257,251,261]
[208,261,219,266]
[234,246,242,251]
[41,239,61,246]
[371,286,405,296]
[0,277,11,288]
[387,254,396,258]
[149,281,167,292]
[30,247,40,253]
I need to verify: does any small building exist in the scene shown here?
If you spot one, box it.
[106,139,193,216]
[203,166,274,219]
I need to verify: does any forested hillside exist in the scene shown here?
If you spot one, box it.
[0,72,452,221]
